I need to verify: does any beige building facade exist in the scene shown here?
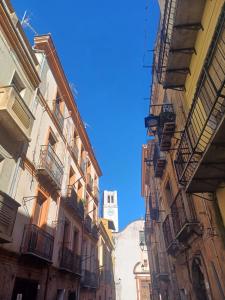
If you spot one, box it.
[0,1,102,300]
[142,1,225,300]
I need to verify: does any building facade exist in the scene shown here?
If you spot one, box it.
[142,0,225,299]
[0,1,101,300]
[103,191,119,232]
[114,220,151,300]
[97,219,116,300]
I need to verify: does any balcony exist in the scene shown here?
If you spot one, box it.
[175,13,225,192]
[53,105,64,132]
[70,141,79,162]
[60,246,81,275]
[145,213,153,235]
[37,145,63,190]
[145,105,176,151]
[91,224,99,240]
[86,173,93,194]
[155,252,169,282]
[148,194,159,221]
[105,270,113,284]
[93,186,100,202]
[0,85,35,142]
[158,105,176,151]
[171,190,201,242]
[162,215,178,256]
[153,144,166,178]
[21,224,54,262]
[84,215,92,233]
[80,159,86,175]
[81,270,99,289]
[157,0,206,89]
[62,186,84,220]
[0,191,20,243]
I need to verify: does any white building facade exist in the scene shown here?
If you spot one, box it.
[114,220,151,300]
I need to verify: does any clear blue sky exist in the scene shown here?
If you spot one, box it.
[14,0,159,230]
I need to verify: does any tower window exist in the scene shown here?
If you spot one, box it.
[108,195,110,203]
[111,196,114,203]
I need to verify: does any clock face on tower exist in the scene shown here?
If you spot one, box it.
[108,208,114,217]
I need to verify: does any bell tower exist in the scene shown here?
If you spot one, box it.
[103,190,119,232]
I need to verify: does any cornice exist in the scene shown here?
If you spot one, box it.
[0,2,40,88]
[34,34,102,177]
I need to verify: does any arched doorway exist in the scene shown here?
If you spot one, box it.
[192,257,209,300]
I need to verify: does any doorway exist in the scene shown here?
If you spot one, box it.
[192,257,209,300]
[11,277,38,300]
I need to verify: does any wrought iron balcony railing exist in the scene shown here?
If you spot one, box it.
[91,224,99,240]
[60,246,81,275]
[93,185,100,202]
[80,159,86,175]
[153,144,166,178]
[37,145,63,189]
[175,10,225,192]
[62,186,84,220]
[0,85,35,142]
[86,173,93,193]
[84,215,92,233]
[53,105,64,131]
[158,104,176,151]
[155,251,169,282]
[171,190,201,241]
[148,194,159,221]
[145,104,176,151]
[70,140,79,162]
[81,270,99,288]
[21,224,54,262]
[0,191,20,243]
[162,215,173,250]
[157,0,205,89]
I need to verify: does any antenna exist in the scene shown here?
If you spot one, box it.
[21,11,38,36]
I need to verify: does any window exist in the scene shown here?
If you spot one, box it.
[72,229,79,253]
[33,191,48,226]
[62,219,70,247]
[165,180,173,206]
[48,130,57,148]
[11,72,25,97]
[108,195,110,203]
[139,231,145,245]
[111,196,114,203]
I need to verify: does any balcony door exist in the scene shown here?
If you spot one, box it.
[33,191,48,227]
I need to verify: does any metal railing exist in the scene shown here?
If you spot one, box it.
[60,246,81,274]
[84,215,92,233]
[86,173,93,192]
[71,140,79,161]
[38,144,63,189]
[157,0,177,83]
[21,224,54,262]
[53,105,64,131]
[153,144,166,177]
[171,190,197,237]
[93,185,100,202]
[91,224,99,240]
[80,159,86,175]
[62,186,84,219]
[81,270,99,288]
[162,215,173,250]
[175,11,225,187]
